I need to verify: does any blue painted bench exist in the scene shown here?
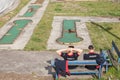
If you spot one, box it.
[51,60,102,80]
[51,51,110,80]
[112,41,120,63]
[107,41,120,70]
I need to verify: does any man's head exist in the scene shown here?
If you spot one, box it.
[88,45,94,50]
[68,46,74,48]
[67,46,74,53]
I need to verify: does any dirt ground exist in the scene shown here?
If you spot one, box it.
[0,72,91,80]
[0,72,54,80]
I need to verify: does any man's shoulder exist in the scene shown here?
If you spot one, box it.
[61,52,67,56]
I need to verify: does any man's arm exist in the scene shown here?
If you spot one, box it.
[73,48,83,55]
[56,49,67,55]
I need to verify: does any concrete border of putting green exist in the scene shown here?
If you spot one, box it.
[0,19,32,44]
[22,5,41,17]
[56,20,83,44]
[47,16,120,50]
[47,16,92,50]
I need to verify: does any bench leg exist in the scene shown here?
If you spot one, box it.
[55,73,58,80]
[98,65,102,80]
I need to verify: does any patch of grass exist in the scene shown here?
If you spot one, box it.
[102,67,120,80]
[54,4,62,12]
[24,13,53,51]
[86,22,120,51]
[34,0,44,4]
[47,1,120,16]
[0,0,29,28]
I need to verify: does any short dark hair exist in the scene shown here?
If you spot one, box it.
[68,46,74,48]
[88,45,94,49]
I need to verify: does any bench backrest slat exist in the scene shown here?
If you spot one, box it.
[112,41,120,57]
[68,60,97,65]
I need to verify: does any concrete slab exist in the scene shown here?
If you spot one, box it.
[0,50,59,76]
[0,50,94,79]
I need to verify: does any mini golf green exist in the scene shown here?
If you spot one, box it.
[23,5,40,17]
[0,19,32,44]
[57,20,83,44]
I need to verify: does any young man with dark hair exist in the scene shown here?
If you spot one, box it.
[84,45,100,70]
[88,45,95,54]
